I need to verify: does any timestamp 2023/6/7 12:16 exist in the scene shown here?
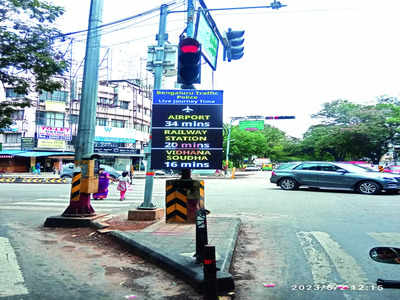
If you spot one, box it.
[290,284,383,291]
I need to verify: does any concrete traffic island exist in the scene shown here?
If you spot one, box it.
[97,217,241,294]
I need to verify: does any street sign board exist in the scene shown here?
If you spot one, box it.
[151,89,223,169]
[94,142,139,155]
[239,120,264,131]
[194,9,219,71]
[21,137,35,150]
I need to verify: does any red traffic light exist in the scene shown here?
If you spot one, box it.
[179,38,200,52]
[180,45,199,53]
[177,38,201,85]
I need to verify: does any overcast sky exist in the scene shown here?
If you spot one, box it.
[50,0,400,138]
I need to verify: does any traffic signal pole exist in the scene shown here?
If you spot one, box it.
[225,119,233,170]
[139,4,168,210]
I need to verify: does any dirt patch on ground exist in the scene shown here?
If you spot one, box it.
[38,225,203,299]
[101,214,157,231]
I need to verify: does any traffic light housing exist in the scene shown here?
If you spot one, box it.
[177,37,201,86]
[224,28,245,62]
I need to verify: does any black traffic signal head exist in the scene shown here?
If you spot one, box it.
[224,28,245,62]
[177,37,201,86]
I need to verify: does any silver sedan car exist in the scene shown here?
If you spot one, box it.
[270,162,400,195]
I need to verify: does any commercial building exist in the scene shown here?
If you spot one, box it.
[0,78,152,173]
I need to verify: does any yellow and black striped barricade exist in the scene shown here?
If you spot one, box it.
[70,171,81,202]
[20,177,44,183]
[0,177,16,183]
[44,178,68,184]
[166,179,204,223]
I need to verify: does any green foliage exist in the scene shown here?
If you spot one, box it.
[223,96,400,165]
[0,0,68,129]
[305,99,398,163]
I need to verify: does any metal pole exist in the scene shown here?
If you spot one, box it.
[225,119,233,170]
[186,0,195,37]
[139,4,168,210]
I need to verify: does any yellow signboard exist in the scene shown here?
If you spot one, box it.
[45,100,65,112]
[37,139,66,149]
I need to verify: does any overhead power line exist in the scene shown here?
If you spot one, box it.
[54,1,182,40]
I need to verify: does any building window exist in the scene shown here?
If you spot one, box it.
[37,111,64,127]
[98,97,113,106]
[120,101,129,109]
[36,111,46,126]
[70,114,79,124]
[5,88,24,99]
[96,118,108,126]
[5,133,21,144]
[11,110,24,120]
[39,90,68,102]
[45,112,65,127]
[111,119,125,128]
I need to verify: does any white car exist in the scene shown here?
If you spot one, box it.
[244,165,261,171]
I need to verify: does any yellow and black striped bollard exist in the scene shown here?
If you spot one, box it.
[166,182,188,223]
[70,171,81,202]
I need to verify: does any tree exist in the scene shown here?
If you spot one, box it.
[0,0,68,129]
[308,99,397,163]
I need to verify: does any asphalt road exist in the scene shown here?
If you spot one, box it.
[2,172,400,299]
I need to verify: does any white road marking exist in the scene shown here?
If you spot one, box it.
[0,237,29,297]
[311,231,369,285]
[297,232,333,285]
[0,206,112,212]
[14,202,130,207]
[33,198,142,203]
[368,232,400,245]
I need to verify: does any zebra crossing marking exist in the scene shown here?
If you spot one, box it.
[368,232,400,245]
[297,232,332,285]
[299,231,369,286]
[0,206,112,212]
[0,237,29,297]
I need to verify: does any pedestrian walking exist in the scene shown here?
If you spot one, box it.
[35,162,41,175]
[93,168,110,200]
[117,171,130,201]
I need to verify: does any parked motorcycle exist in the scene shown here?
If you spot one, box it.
[370,247,400,288]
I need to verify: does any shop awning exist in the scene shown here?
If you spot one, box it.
[0,150,25,155]
[14,151,74,157]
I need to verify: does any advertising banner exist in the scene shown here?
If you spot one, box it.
[38,126,72,141]
[45,100,65,112]
[95,126,136,143]
[94,142,140,155]
[37,139,66,149]
[151,89,223,169]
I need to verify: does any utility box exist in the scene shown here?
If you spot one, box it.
[79,159,98,194]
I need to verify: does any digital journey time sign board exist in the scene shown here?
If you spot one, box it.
[151,90,223,170]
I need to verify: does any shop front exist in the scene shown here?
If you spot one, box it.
[0,150,29,173]
[94,126,145,172]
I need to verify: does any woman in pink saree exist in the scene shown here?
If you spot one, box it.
[93,168,110,200]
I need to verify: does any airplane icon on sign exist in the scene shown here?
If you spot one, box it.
[182,106,194,113]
